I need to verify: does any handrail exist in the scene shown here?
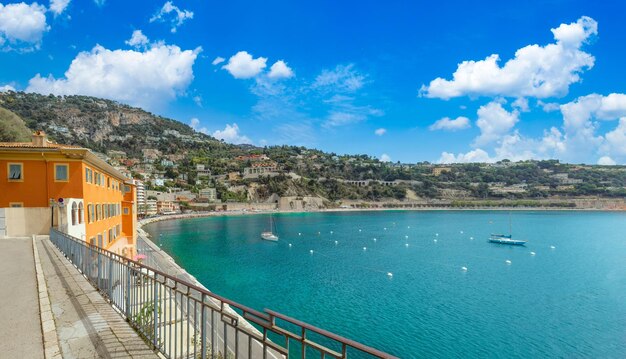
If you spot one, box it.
[49,228,396,359]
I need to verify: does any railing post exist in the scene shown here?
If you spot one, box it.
[97,250,102,288]
[125,263,131,318]
[201,293,207,359]
[153,277,159,349]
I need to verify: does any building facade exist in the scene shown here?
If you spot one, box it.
[0,132,137,258]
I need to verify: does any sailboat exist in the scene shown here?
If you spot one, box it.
[488,212,527,246]
[261,214,279,241]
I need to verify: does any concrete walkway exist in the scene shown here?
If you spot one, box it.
[0,237,45,358]
[37,237,160,359]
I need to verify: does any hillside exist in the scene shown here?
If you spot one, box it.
[0,91,234,157]
[0,106,31,142]
[0,91,624,207]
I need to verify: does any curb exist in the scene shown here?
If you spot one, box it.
[33,235,62,359]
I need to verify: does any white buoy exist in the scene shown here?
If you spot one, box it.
[461,266,468,272]
[359,229,362,232]
[334,240,338,245]
[530,251,536,256]
[289,243,292,247]
[505,260,512,265]
[405,243,409,247]
[405,235,409,239]
[435,233,439,236]
[550,245,556,249]
[363,247,367,251]
[387,272,393,277]
[407,226,411,229]
[373,238,377,242]
[460,230,464,234]
[298,233,302,236]
[433,239,437,243]
[330,231,333,234]
[384,227,387,230]
[470,237,474,240]
[310,250,314,254]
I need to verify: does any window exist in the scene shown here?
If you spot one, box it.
[124,185,131,193]
[116,224,121,236]
[78,202,84,224]
[108,229,113,242]
[123,207,129,215]
[96,204,101,221]
[85,168,93,183]
[71,202,77,226]
[104,204,108,219]
[54,164,69,182]
[8,163,23,181]
[88,204,94,223]
[95,172,100,186]
[107,178,110,188]
[9,202,23,208]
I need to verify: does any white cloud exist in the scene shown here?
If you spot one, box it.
[474,101,519,146]
[429,116,470,131]
[380,153,391,162]
[313,64,366,93]
[49,0,70,15]
[267,60,294,79]
[537,100,560,112]
[597,156,616,166]
[27,43,201,110]
[439,149,493,164]
[0,2,48,50]
[604,118,626,157]
[222,51,267,79]
[150,1,193,33]
[322,105,382,128]
[211,56,224,65]
[421,16,597,99]
[189,117,208,134]
[212,123,252,144]
[125,30,149,49]
[192,95,202,107]
[0,84,15,92]
[374,128,386,136]
[512,97,529,112]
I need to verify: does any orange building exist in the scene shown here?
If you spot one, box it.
[0,131,137,258]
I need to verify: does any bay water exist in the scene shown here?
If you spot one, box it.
[144,210,626,358]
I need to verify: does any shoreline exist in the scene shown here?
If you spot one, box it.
[139,205,625,227]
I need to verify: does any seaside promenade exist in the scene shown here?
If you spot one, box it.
[0,236,158,358]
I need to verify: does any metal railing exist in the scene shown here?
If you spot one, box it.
[49,229,397,359]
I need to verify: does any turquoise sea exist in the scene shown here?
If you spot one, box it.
[144,211,626,358]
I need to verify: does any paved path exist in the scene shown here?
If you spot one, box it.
[37,237,160,359]
[0,237,45,358]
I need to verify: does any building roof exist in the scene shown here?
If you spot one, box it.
[0,131,129,181]
[0,141,83,149]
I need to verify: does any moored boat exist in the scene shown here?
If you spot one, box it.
[261,215,279,241]
[488,234,526,245]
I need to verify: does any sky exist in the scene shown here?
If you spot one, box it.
[1,0,626,165]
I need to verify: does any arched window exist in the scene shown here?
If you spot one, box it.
[78,202,84,224]
[71,202,77,226]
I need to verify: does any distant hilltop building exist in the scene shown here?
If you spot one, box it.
[195,164,212,177]
[0,131,137,258]
[432,166,452,176]
[235,154,269,162]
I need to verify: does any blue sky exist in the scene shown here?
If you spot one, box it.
[1,0,626,164]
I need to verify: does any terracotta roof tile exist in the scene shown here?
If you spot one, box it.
[0,141,84,149]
